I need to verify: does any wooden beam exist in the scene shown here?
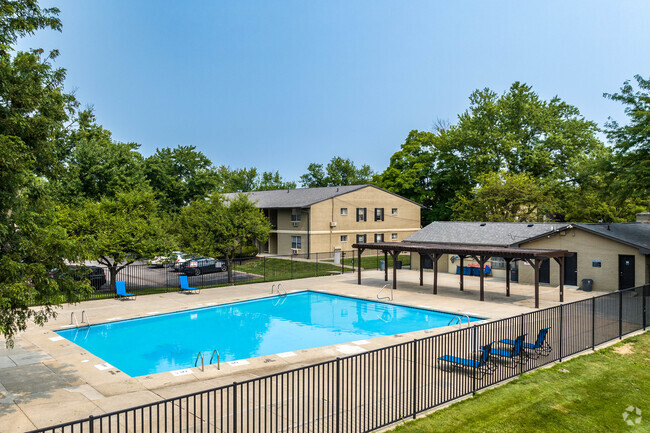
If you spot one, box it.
[533,258,541,308]
[505,258,513,297]
[419,253,424,286]
[554,256,565,302]
[357,248,365,285]
[390,251,399,290]
[384,251,388,282]
[459,255,465,291]
[433,253,441,295]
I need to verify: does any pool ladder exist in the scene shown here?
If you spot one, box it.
[195,350,220,372]
[70,311,91,328]
[377,284,393,301]
[448,315,471,329]
[271,283,287,296]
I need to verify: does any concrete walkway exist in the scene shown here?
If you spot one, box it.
[0,269,596,431]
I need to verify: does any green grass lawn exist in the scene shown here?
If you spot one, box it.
[233,257,343,281]
[391,331,650,433]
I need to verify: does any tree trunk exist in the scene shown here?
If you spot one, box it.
[226,256,234,284]
[108,265,118,293]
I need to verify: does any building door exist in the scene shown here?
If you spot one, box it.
[539,259,550,284]
[564,253,578,286]
[619,255,635,290]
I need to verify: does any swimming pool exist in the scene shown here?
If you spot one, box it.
[57,291,482,376]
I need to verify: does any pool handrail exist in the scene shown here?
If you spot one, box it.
[271,283,287,296]
[377,284,393,301]
[210,350,220,370]
[448,315,471,329]
[195,352,204,371]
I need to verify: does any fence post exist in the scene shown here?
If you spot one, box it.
[559,304,563,362]
[644,285,647,330]
[336,357,341,433]
[592,297,596,349]
[341,252,345,275]
[233,381,238,433]
[619,290,623,339]
[520,314,524,375]
[472,329,477,396]
[316,253,319,277]
[263,256,266,282]
[89,415,94,433]
[412,339,418,419]
[291,255,293,280]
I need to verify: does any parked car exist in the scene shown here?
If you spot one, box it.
[180,258,228,276]
[49,266,107,289]
[172,253,196,272]
[149,251,183,268]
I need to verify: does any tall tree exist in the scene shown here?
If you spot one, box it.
[604,75,650,207]
[0,1,90,346]
[300,157,374,187]
[178,194,270,283]
[256,171,296,191]
[144,145,219,211]
[66,188,169,291]
[452,172,558,222]
[377,83,607,221]
[54,110,147,205]
[215,166,259,193]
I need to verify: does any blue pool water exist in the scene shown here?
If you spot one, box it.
[57,291,482,377]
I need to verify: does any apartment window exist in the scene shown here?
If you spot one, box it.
[374,233,384,242]
[356,234,367,243]
[356,208,367,222]
[291,236,302,250]
[340,235,348,242]
[291,208,301,222]
[391,233,398,240]
[374,208,384,222]
[491,257,506,269]
[392,208,398,215]
[340,208,348,216]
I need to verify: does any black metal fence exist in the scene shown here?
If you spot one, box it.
[60,250,412,302]
[29,285,648,433]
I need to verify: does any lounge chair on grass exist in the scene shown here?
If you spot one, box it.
[115,281,135,300]
[500,327,552,359]
[483,334,527,368]
[179,275,200,294]
[438,342,496,379]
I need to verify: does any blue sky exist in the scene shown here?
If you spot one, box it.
[19,1,650,182]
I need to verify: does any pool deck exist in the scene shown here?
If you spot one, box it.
[0,269,597,431]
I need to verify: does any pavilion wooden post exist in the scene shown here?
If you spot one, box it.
[472,255,490,302]
[419,253,424,286]
[524,258,541,308]
[357,247,365,285]
[432,253,441,295]
[505,258,513,297]
[459,255,465,291]
[553,256,565,302]
[384,251,388,282]
[390,251,399,290]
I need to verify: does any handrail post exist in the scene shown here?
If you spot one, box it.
[472,327,477,396]
[619,290,623,339]
[336,357,341,433]
[233,381,238,433]
[592,297,596,349]
[559,304,563,362]
[520,314,524,375]
[89,415,94,433]
[412,339,418,419]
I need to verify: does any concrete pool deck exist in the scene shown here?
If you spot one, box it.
[0,270,597,431]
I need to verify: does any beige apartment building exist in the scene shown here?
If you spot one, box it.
[232,185,422,256]
[408,215,650,292]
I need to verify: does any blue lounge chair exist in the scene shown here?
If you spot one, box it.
[179,275,200,294]
[484,334,527,368]
[438,342,496,379]
[115,280,135,300]
[500,327,552,359]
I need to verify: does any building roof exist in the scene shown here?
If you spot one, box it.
[405,221,650,254]
[574,223,650,254]
[353,241,570,259]
[225,184,422,209]
[405,222,562,247]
